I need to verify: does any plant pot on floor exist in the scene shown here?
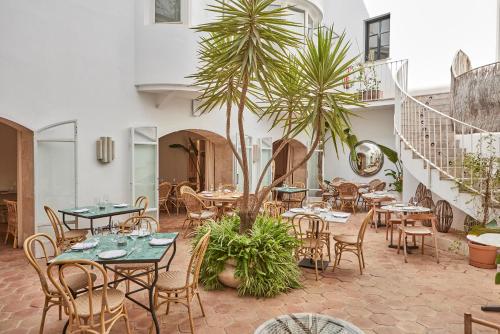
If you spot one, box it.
[468,241,497,269]
[217,258,241,289]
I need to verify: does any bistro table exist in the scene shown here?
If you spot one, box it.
[330,180,369,189]
[59,204,143,235]
[272,187,308,209]
[255,313,364,334]
[282,209,351,269]
[50,232,178,334]
[198,191,242,217]
[362,192,396,229]
[381,204,430,250]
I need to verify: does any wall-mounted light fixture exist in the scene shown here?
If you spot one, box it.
[96,137,115,163]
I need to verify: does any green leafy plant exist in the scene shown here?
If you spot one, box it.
[193,215,301,297]
[376,143,403,193]
[191,0,363,233]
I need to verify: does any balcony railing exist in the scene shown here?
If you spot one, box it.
[342,59,407,102]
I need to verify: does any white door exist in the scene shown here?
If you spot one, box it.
[131,126,158,218]
[307,143,324,197]
[234,134,252,192]
[260,137,273,188]
[35,120,78,231]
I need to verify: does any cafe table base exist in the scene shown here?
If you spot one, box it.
[298,258,330,270]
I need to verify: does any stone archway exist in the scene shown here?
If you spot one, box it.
[159,129,233,191]
[272,139,308,186]
[0,117,34,248]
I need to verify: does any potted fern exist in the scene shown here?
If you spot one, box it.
[190,0,362,296]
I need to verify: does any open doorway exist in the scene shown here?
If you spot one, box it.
[272,139,307,186]
[159,129,233,192]
[0,117,34,248]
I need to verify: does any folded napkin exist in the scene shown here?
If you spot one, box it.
[71,240,98,250]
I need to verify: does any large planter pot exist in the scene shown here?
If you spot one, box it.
[358,89,383,101]
[468,241,497,269]
[217,258,241,288]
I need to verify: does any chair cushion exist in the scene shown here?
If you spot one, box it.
[115,263,154,271]
[300,237,323,248]
[49,272,97,294]
[333,234,358,244]
[340,196,356,200]
[156,271,193,291]
[74,288,125,317]
[399,225,432,235]
[189,211,216,220]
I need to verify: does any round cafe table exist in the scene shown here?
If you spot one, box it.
[362,192,396,230]
[254,313,363,334]
[381,204,430,250]
[198,191,242,218]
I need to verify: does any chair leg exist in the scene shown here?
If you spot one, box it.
[403,232,408,263]
[386,222,390,241]
[397,229,402,254]
[165,293,171,315]
[39,298,49,334]
[361,248,366,268]
[421,235,425,255]
[357,252,363,275]
[326,239,331,262]
[123,305,132,334]
[186,295,195,334]
[434,234,440,263]
[58,297,62,320]
[314,255,319,281]
[196,292,205,317]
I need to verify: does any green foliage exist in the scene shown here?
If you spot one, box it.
[193,215,301,297]
[374,143,403,193]
[468,225,500,236]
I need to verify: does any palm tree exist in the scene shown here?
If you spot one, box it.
[192,0,362,233]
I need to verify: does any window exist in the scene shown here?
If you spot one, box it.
[365,14,390,61]
[155,0,181,23]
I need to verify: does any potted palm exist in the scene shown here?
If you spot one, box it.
[190,0,362,297]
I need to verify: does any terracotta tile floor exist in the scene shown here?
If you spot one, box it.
[2,212,500,334]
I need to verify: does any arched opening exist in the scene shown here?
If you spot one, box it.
[272,139,307,187]
[0,117,34,248]
[158,129,233,191]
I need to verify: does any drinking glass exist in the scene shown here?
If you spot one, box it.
[130,226,139,250]
[110,222,119,242]
[209,184,214,192]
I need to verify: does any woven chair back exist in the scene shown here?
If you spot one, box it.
[338,182,358,197]
[47,259,111,329]
[4,200,17,232]
[180,185,196,196]
[120,215,156,233]
[372,182,386,192]
[159,182,172,200]
[293,214,325,249]
[182,192,204,214]
[358,209,374,245]
[24,233,59,298]
[186,229,211,288]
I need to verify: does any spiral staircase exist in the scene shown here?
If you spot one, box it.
[393,60,499,223]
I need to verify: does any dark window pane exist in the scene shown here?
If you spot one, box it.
[380,46,390,59]
[380,32,390,46]
[381,19,390,33]
[156,0,181,23]
[369,35,378,48]
[368,21,379,35]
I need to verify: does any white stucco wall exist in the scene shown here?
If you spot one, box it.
[323,0,499,91]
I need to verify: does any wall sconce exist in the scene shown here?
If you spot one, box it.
[96,137,115,163]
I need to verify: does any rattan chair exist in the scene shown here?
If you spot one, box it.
[262,201,285,218]
[292,214,327,280]
[282,182,306,209]
[47,259,131,334]
[24,233,97,334]
[4,200,18,248]
[154,229,211,334]
[44,206,87,251]
[114,216,156,293]
[159,182,173,215]
[338,182,358,213]
[397,213,439,263]
[170,181,191,214]
[118,196,149,232]
[181,191,216,236]
[332,209,373,274]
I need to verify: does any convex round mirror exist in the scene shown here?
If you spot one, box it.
[349,140,384,177]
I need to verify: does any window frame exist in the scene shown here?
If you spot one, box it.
[364,14,390,61]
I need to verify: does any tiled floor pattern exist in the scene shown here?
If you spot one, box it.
[1,212,500,333]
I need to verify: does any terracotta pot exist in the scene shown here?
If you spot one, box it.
[217,258,241,288]
[468,241,497,269]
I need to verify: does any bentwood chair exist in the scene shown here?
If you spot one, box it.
[44,206,87,251]
[338,182,358,213]
[119,195,149,232]
[332,209,373,275]
[48,259,132,334]
[282,182,306,209]
[154,229,211,334]
[181,191,216,236]
[262,201,285,218]
[292,214,327,280]
[159,182,173,215]
[4,200,18,248]
[24,233,97,334]
[397,213,440,263]
[114,216,156,293]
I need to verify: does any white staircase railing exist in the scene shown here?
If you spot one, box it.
[393,60,499,201]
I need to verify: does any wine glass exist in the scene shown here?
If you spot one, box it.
[129,226,139,250]
[110,222,119,242]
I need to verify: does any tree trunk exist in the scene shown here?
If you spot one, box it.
[239,209,257,234]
